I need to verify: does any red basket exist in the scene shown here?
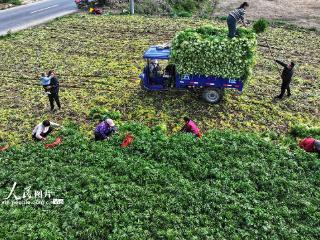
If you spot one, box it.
[121,134,134,148]
[45,137,62,149]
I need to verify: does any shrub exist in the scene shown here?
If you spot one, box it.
[97,1,216,17]
[168,0,213,17]
[119,0,214,16]
[290,124,320,139]
[88,107,121,121]
[175,10,192,17]
[253,18,269,34]
[217,15,228,21]
[0,0,21,4]
[135,0,172,15]
[167,0,197,12]
[195,0,215,19]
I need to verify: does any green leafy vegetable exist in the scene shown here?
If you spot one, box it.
[170,25,257,81]
[0,123,318,239]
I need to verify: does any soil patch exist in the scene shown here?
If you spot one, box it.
[214,0,320,30]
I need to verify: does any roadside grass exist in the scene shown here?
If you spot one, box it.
[0,0,21,5]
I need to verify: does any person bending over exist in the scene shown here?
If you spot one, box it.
[180,117,201,138]
[32,120,60,141]
[94,118,118,141]
[299,138,320,155]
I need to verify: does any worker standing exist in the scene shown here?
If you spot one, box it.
[45,70,61,111]
[274,60,295,99]
[227,2,249,38]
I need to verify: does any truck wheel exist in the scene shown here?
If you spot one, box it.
[202,88,223,104]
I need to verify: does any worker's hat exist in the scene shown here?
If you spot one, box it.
[106,119,115,127]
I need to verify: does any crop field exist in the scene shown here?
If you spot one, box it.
[0,13,319,239]
[0,14,319,144]
[0,123,319,238]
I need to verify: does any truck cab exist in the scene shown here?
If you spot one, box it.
[139,46,174,91]
[139,46,244,104]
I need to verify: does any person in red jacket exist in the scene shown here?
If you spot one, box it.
[299,138,320,153]
[180,117,201,138]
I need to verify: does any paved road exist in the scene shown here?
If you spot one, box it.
[0,0,77,35]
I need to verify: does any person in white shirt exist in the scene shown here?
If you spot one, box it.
[32,120,60,141]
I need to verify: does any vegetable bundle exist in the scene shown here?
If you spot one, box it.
[170,25,257,81]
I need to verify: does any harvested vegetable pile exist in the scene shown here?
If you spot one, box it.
[171,25,257,80]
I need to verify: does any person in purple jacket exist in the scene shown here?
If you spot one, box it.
[94,118,118,141]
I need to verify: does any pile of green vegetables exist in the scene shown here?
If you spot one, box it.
[170,25,257,81]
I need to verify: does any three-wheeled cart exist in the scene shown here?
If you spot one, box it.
[139,46,244,104]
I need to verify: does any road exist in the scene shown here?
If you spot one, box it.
[0,0,77,36]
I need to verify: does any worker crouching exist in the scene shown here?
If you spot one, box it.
[94,119,118,141]
[180,117,202,138]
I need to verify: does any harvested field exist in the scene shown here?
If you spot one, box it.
[0,14,319,144]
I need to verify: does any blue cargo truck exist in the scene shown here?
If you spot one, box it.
[139,46,244,104]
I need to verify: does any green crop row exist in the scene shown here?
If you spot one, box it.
[0,123,319,239]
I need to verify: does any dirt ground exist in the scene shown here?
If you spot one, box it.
[0,3,12,10]
[22,0,40,3]
[1,0,320,30]
[214,0,320,30]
